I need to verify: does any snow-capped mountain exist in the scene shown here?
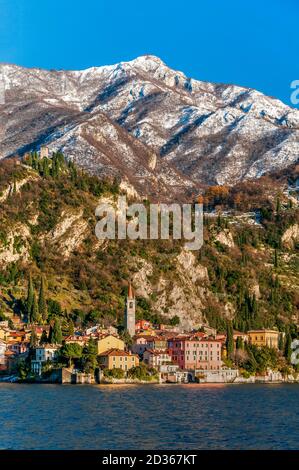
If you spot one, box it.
[0,55,298,198]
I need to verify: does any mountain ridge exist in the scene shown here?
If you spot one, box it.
[1,55,299,199]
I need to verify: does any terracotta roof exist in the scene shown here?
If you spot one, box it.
[99,348,138,358]
[98,333,121,340]
[144,349,170,356]
[168,335,222,343]
[248,329,279,334]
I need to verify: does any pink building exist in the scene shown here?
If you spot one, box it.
[167,336,222,370]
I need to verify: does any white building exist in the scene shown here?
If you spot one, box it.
[143,349,172,369]
[194,368,239,383]
[0,340,7,366]
[31,345,59,376]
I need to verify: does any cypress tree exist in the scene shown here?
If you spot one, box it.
[30,328,38,348]
[50,318,62,345]
[38,276,48,322]
[40,329,48,344]
[276,197,281,214]
[26,274,34,320]
[31,293,39,324]
[68,319,75,336]
[278,333,284,352]
[226,321,234,357]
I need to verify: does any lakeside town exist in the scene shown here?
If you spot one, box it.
[0,149,298,387]
[0,282,297,385]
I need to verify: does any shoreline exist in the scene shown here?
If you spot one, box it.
[1,377,299,386]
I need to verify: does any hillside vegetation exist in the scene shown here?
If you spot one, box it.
[0,154,298,335]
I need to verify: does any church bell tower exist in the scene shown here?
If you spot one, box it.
[125,283,136,337]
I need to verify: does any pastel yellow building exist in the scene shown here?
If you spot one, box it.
[98,349,139,371]
[97,334,125,355]
[248,329,279,349]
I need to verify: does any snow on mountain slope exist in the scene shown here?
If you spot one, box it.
[0,55,298,196]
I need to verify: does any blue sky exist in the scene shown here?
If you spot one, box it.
[0,0,298,106]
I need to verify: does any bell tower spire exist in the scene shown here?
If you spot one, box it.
[125,282,136,337]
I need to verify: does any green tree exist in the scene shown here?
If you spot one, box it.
[26,274,34,320]
[82,339,98,372]
[38,276,48,322]
[278,333,284,352]
[226,321,234,357]
[236,336,244,350]
[30,328,38,348]
[13,178,17,194]
[276,197,281,214]
[31,293,39,324]
[103,368,125,379]
[40,329,48,344]
[169,315,180,326]
[49,318,62,345]
[60,343,82,367]
[120,329,133,347]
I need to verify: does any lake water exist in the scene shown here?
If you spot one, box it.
[0,383,298,450]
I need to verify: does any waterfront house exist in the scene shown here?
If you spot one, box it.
[193,368,239,383]
[98,349,139,371]
[247,329,279,349]
[167,336,222,370]
[31,344,59,376]
[159,364,188,383]
[97,334,125,355]
[143,349,172,369]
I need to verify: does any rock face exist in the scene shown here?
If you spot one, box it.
[1,55,299,199]
[282,224,299,249]
[0,224,30,265]
[45,210,89,258]
[215,230,235,248]
[132,250,210,329]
